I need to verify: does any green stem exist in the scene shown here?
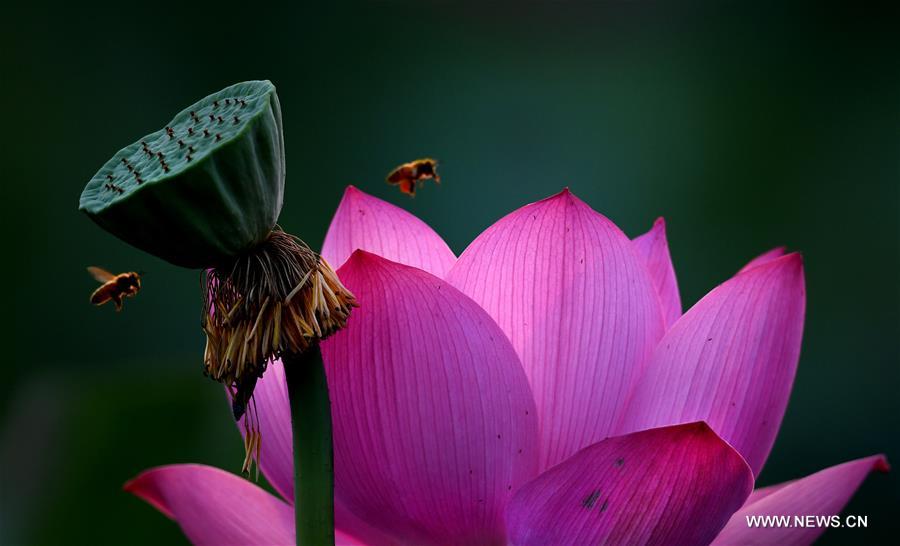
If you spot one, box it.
[283,344,335,546]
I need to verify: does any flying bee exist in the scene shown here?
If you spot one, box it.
[87,266,142,312]
[386,158,440,196]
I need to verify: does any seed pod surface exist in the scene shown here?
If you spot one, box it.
[79,81,285,268]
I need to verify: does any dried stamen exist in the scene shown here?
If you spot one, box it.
[201,229,357,473]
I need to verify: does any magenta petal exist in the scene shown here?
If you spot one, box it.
[739,246,787,273]
[234,359,293,502]
[617,253,805,476]
[744,481,793,506]
[125,464,294,545]
[321,185,456,276]
[447,189,666,470]
[323,251,539,545]
[334,501,398,546]
[232,360,396,546]
[712,455,889,545]
[631,217,682,328]
[506,422,754,546]
[335,531,371,546]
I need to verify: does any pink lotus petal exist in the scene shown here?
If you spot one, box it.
[235,358,293,502]
[616,253,806,476]
[125,464,295,546]
[233,363,398,546]
[321,185,456,276]
[631,217,682,329]
[334,501,398,546]
[744,481,794,506]
[506,422,754,546]
[739,246,787,273]
[322,251,539,545]
[712,455,889,545]
[447,189,666,470]
[336,531,370,546]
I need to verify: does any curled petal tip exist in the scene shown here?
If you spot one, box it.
[681,420,714,434]
[345,248,382,267]
[123,468,150,494]
[773,251,804,273]
[554,186,574,198]
[783,251,803,265]
[750,250,804,272]
[122,466,178,520]
[536,187,587,208]
[738,246,789,273]
[667,421,749,457]
[339,185,371,205]
[536,187,576,203]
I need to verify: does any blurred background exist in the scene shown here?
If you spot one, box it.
[2,1,898,544]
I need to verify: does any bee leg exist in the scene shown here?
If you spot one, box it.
[113,295,124,312]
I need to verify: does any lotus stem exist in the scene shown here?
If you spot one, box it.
[283,344,335,546]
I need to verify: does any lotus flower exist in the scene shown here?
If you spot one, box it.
[126,187,886,545]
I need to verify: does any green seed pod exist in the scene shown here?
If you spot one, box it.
[79,80,285,268]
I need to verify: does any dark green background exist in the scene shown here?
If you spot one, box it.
[2,2,897,545]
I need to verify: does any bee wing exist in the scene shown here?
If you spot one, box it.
[386,167,405,183]
[90,285,112,305]
[87,266,116,283]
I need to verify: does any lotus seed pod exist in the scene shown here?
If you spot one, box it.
[79,81,285,268]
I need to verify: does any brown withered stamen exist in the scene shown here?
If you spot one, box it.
[201,229,357,473]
